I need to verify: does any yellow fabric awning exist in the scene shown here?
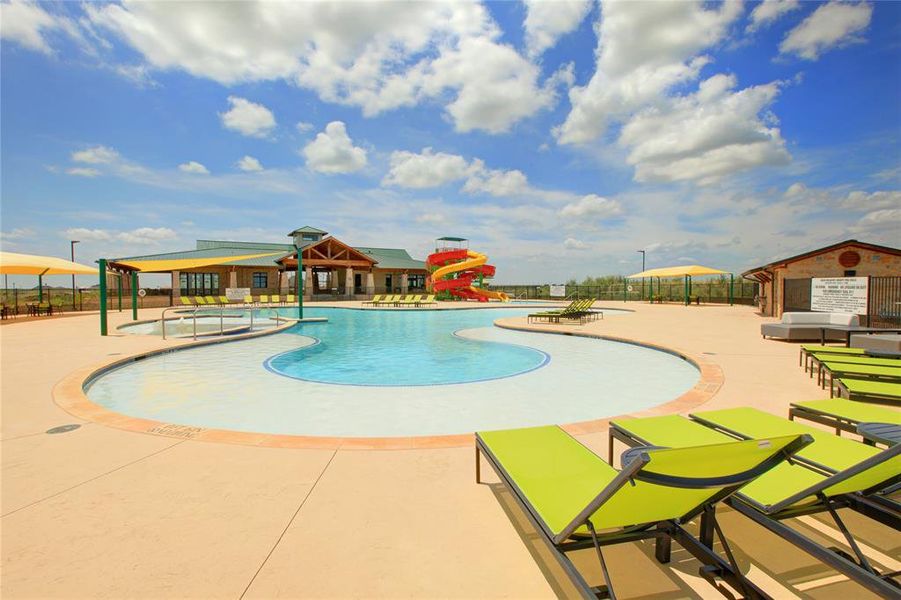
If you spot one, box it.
[627,265,730,278]
[0,251,98,276]
[111,252,284,273]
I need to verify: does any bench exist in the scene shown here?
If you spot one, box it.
[761,311,858,341]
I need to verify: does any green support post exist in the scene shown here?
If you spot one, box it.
[117,273,123,312]
[38,275,43,302]
[649,276,653,303]
[295,244,303,319]
[684,275,688,306]
[729,273,734,306]
[99,259,108,336]
[622,278,627,303]
[131,271,138,320]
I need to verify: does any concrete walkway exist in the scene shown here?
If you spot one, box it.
[1,303,896,598]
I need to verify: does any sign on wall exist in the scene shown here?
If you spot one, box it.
[226,287,250,301]
[549,284,566,297]
[810,277,868,314]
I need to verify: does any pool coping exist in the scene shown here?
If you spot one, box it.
[52,313,722,450]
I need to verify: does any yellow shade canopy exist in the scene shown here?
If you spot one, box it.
[0,251,98,276]
[627,265,730,279]
[111,251,284,273]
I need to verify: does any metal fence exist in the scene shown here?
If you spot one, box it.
[1,287,172,314]
[778,276,901,327]
[493,281,758,305]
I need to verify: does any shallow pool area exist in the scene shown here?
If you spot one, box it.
[87,306,698,437]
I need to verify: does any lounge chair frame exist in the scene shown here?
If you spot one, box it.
[612,418,901,595]
[788,401,901,437]
[476,432,809,599]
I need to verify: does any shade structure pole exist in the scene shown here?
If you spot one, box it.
[684,275,688,306]
[38,274,43,302]
[117,273,123,312]
[99,259,108,336]
[729,273,734,306]
[295,244,303,320]
[131,271,138,320]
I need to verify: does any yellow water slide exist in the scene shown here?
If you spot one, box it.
[429,250,487,281]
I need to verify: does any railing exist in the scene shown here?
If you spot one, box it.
[160,304,254,340]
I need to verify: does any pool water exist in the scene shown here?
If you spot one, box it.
[266,308,548,385]
[86,306,699,437]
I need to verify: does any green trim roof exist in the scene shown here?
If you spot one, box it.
[289,226,328,235]
[197,240,294,251]
[355,247,426,270]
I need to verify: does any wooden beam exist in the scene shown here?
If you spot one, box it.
[303,259,373,268]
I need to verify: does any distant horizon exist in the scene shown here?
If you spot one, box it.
[2,1,899,289]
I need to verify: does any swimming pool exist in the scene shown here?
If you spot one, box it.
[86,307,698,437]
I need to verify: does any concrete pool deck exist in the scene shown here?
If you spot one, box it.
[1,302,897,598]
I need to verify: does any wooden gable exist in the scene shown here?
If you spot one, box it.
[280,236,377,269]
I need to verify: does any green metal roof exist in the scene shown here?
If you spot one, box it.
[355,247,426,270]
[289,226,328,235]
[436,236,468,242]
[197,240,294,251]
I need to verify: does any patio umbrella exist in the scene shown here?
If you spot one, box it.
[0,251,99,302]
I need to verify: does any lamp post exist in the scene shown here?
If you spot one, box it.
[70,240,80,310]
[637,249,646,300]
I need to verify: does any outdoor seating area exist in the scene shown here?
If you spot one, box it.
[798,344,901,400]
[361,294,436,307]
[527,298,600,324]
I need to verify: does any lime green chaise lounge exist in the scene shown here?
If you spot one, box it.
[610,412,901,596]
[476,424,809,599]
[837,379,901,405]
[789,398,901,436]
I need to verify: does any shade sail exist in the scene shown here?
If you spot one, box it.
[0,252,98,276]
[111,251,284,273]
[627,264,730,278]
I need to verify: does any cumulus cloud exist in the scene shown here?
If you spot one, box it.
[523,0,591,58]
[302,121,367,174]
[618,74,790,185]
[71,145,119,164]
[560,194,623,219]
[63,226,177,245]
[563,237,590,250]
[236,155,263,172]
[462,162,529,197]
[840,190,901,210]
[780,1,873,60]
[747,0,801,32]
[64,227,112,241]
[0,0,80,54]
[383,148,471,188]
[219,96,276,138]
[296,121,314,133]
[178,161,209,174]
[0,227,36,241]
[556,0,742,145]
[66,167,101,177]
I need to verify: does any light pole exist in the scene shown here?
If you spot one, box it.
[70,240,80,310]
[637,249,646,300]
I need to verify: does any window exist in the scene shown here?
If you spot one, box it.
[179,272,219,296]
[844,270,857,277]
[408,274,426,290]
[252,272,268,289]
[385,274,393,292]
[302,233,319,241]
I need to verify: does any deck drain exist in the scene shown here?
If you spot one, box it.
[702,352,717,355]
[46,424,81,435]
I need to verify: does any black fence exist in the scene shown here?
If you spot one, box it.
[779,276,901,327]
[493,280,758,305]
[0,287,173,315]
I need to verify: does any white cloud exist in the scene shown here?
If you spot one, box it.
[560,194,623,219]
[563,237,590,250]
[66,167,101,177]
[219,96,276,138]
[383,148,471,188]
[296,121,314,133]
[71,145,119,164]
[840,190,901,210]
[780,1,873,60]
[178,161,210,174]
[747,0,801,32]
[0,227,36,241]
[64,227,112,241]
[0,0,77,54]
[556,0,742,145]
[236,155,263,172]
[302,121,367,174]
[618,74,791,185]
[86,2,558,134]
[523,0,591,58]
[849,208,901,235]
[462,163,529,197]
[116,227,177,244]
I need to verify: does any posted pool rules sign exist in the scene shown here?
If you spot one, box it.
[811,277,868,314]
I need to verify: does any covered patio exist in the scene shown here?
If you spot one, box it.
[628,264,736,306]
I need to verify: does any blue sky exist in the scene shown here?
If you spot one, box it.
[1,0,899,287]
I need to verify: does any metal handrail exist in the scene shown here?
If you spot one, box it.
[564,290,580,301]
[515,291,528,300]
[161,304,227,340]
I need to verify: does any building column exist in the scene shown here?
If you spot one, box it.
[365,272,375,295]
[229,270,237,289]
[171,270,180,300]
[345,269,354,298]
[401,273,409,294]
[305,266,313,298]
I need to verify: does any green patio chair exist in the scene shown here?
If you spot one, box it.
[799,345,866,369]
[611,412,901,596]
[204,295,219,304]
[286,294,295,304]
[789,398,901,435]
[837,378,901,405]
[397,294,421,307]
[179,297,194,306]
[416,294,436,306]
[192,296,207,305]
[259,294,270,304]
[476,424,810,599]
[527,299,584,324]
[362,294,382,306]
[818,360,901,395]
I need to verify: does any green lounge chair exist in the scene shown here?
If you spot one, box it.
[809,354,899,376]
[800,345,866,369]
[259,294,270,304]
[203,296,219,304]
[610,413,901,596]
[394,294,414,306]
[193,296,207,305]
[270,294,282,305]
[476,424,810,598]
[415,294,436,306]
[397,294,421,307]
[362,294,383,306]
[790,398,901,435]
[818,360,901,395]
[218,296,231,304]
[528,299,585,324]
[286,294,295,304]
[837,379,901,405]
[179,297,194,306]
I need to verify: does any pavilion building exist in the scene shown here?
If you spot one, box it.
[113,227,428,300]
